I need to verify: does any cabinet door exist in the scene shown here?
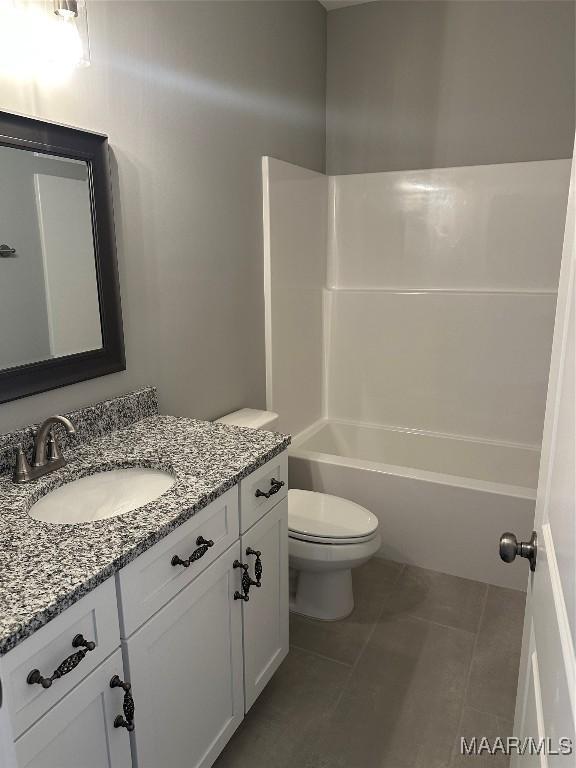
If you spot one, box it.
[0,709,17,768]
[127,542,244,768]
[14,649,132,768]
[241,497,289,711]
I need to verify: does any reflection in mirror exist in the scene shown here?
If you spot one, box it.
[0,145,102,371]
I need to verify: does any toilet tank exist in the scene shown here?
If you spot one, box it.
[215,408,279,430]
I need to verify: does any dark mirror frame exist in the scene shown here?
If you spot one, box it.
[0,111,125,405]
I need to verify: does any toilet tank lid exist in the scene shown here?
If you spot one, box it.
[215,408,279,430]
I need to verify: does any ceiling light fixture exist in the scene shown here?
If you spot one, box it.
[0,0,90,84]
[53,0,78,20]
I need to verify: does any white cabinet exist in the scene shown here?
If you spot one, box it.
[0,710,17,768]
[126,542,244,768]
[240,452,288,532]
[240,497,289,711]
[1,580,120,738]
[14,649,132,768]
[0,450,289,768]
[117,487,239,637]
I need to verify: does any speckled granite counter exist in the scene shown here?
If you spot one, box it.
[0,399,290,656]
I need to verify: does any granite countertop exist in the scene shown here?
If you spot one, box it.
[0,414,290,656]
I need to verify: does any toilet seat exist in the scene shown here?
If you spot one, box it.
[288,490,379,545]
[289,529,378,545]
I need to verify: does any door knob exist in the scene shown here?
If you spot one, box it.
[499,531,537,571]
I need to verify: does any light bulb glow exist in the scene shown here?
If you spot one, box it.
[54,0,78,20]
[0,0,87,85]
[55,8,76,19]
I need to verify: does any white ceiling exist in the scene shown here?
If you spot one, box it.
[319,0,378,10]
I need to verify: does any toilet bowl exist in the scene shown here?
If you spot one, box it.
[214,409,381,621]
[288,489,381,620]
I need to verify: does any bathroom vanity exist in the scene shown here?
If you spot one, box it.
[0,113,290,768]
[0,388,290,768]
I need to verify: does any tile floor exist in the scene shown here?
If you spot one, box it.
[214,559,525,768]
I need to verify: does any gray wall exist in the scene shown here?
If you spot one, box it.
[327,1,575,174]
[0,0,326,432]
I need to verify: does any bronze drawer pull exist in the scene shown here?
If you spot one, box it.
[171,536,214,568]
[255,478,284,499]
[27,634,96,689]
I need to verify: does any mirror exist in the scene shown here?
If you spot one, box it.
[0,112,125,404]
[0,147,102,368]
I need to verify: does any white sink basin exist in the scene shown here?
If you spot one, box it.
[29,467,176,524]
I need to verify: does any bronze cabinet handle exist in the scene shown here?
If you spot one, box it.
[233,559,260,601]
[255,478,284,499]
[171,535,214,568]
[27,634,96,689]
[246,547,262,586]
[110,675,135,731]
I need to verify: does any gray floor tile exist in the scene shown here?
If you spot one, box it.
[290,559,404,666]
[301,684,461,768]
[216,563,525,768]
[214,647,349,768]
[253,645,350,732]
[379,565,488,633]
[352,557,406,595]
[451,707,513,767]
[313,615,476,768]
[465,586,526,721]
[213,713,302,768]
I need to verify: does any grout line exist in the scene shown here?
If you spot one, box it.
[381,564,479,635]
[449,584,489,766]
[463,704,514,724]
[328,565,409,713]
[396,612,478,636]
[392,562,407,584]
[288,642,353,670]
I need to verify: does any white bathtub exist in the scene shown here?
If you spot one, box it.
[289,419,539,590]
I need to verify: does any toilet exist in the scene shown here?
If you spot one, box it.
[215,409,381,621]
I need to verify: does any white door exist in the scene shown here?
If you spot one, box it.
[127,543,244,768]
[34,172,102,358]
[13,649,132,768]
[510,143,576,763]
[241,498,289,711]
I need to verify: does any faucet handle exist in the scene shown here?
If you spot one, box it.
[13,445,33,484]
[47,432,64,463]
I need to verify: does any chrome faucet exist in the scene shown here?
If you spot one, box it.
[13,415,76,484]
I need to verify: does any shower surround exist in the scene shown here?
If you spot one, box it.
[263,156,571,589]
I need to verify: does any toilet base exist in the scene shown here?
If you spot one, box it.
[290,568,354,621]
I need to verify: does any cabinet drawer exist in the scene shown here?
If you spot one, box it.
[240,451,288,533]
[117,486,239,637]
[1,579,120,739]
[14,648,132,768]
